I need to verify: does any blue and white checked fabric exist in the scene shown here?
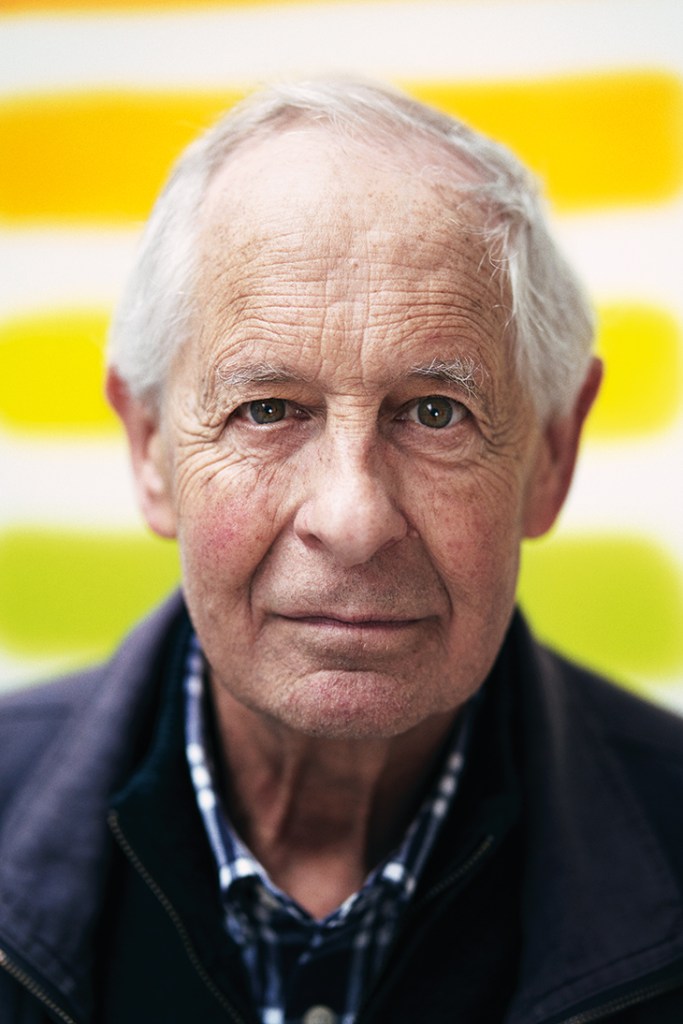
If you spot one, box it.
[184,632,475,1024]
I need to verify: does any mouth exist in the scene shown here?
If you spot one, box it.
[264,609,439,666]
[275,613,426,631]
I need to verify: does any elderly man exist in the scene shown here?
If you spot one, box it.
[2,79,683,1024]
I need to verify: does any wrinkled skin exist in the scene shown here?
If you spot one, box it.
[111,130,599,747]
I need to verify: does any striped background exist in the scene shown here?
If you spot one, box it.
[1,0,682,707]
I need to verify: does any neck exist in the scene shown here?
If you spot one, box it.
[208,686,459,918]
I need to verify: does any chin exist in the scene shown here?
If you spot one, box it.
[274,669,451,741]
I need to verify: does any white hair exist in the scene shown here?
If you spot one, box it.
[107,77,595,420]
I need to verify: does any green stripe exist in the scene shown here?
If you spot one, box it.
[0,528,180,657]
[519,534,683,686]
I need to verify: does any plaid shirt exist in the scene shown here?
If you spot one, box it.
[184,633,475,1024]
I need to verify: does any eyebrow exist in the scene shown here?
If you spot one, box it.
[216,357,482,387]
[212,356,488,414]
[214,361,306,388]
[408,358,491,417]
[408,358,484,398]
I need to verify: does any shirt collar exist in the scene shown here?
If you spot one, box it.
[184,630,478,924]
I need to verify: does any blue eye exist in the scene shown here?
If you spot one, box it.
[412,395,464,429]
[248,398,287,424]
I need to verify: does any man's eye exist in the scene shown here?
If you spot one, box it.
[408,395,466,429]
[246,398,287,425]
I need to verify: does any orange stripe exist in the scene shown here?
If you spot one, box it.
[409,71,683,210]
[1,71,681,223]
[1,0,362,9]
[0,90,245,223]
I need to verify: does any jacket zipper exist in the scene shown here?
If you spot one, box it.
[354,833,496,1024]
[552,967,683,1024]
[416,833,496,907]
[0,947,78,1024]
[108,810,249,1024]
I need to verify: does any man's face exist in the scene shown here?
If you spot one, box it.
[135,132,573,740]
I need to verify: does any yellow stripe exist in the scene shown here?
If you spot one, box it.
[2,72,681,223]
[0,301,679,436]
[588,303,682,439]
[0,309,117,432]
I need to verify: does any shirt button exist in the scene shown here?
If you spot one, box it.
[302,1006,338,1024]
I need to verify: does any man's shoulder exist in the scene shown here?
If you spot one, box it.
[0,664,104,715]
[526,630,683,843]
[535,636,683,757]
[486,620,683,1024]
[0,668,103,800]
[0,592,187,808]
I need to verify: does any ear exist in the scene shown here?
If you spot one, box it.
[106,368,177,539]
[523,357,603,539]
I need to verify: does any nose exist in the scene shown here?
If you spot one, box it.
[293,438,408,568]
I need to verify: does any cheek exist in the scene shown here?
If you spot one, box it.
[421,469,525,599]
[177,474,276,589]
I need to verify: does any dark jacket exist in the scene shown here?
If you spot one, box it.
[2,593,683,1023]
